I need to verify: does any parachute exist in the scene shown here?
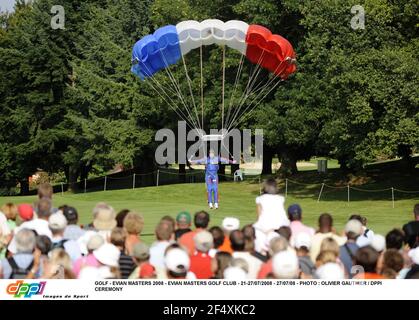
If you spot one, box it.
[131,19,296,142]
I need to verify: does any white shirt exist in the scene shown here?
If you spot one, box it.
[254,194,289,233]
[0,211,11,237]
[8,219,52,254]
[149,241,171,269]
[232,251,263,279]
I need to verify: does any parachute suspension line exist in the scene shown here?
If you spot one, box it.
[181,55,202,131]
[158,50,201,131]
[228,77,284,131]
[224,54,245,133]
[226,61,288,132]
[221,45,226,132]
[138,57,198,130]
[225,51,265,131]
[200,46,204,131]
[144,80,196,131]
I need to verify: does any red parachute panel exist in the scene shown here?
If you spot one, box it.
[245,25,296,79]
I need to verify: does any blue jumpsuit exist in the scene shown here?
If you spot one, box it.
[193,156,231,204]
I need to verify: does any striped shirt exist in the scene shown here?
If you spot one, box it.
[119,252,135,279]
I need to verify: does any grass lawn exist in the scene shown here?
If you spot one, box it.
[1,179,417,244]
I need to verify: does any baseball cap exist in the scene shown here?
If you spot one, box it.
[193,230,213,252]
[93,243,121,267]
[223,266,247,280]
[165,248,190,274]
[18,204,34,221]
[272,251,299,279]
[222,217,240,232]
[316,262,345,279]
[63,206,78,222]
[132,242,150,260]
[78,267,102,279]
[176,211,191,224]
[408,247,419,265]
[48,212,68,230]
[287,204,302,216]
[294,232,312,250]
[345,219,363,236]
[371,234,386,252]
[140,263,156,278]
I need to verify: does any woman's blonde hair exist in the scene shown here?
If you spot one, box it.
[123,212,144,235]
[320,237,340,256]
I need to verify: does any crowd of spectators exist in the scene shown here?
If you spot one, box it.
[0,180,418,280]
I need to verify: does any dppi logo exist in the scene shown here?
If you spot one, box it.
[6,281,46,298]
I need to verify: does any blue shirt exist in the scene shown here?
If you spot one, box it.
[1,253,34,279]
[339,242,359,278]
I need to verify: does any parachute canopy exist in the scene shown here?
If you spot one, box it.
[132,19,296,80]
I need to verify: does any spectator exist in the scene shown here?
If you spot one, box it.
[371,234,386,253]
[316,262,344,279]
[350,215,375,247]
[379,249,404,279]
[164,247,194,279]
[224,266,247,279]
[139,263,156,279]
[257,236,289,279]
[230,257,249,275]
[402,204,419,249]
[310,213,346,262]
[243,224,267,263]
[277,226,292,243]
[161,216,176,233]
[0,212,11,258]
[93,208,117,241]
[315,251,338,269]
[123,212,144,255]
[86,202,115,230]
[208,226,225,257]
[405,247,419,279]
[49,212,82,262]
[254,178,289,253]
[272,251,299,279]
[17,204,34,223]
[73,234,103,277]
[218,217,239,254]
[353,246,384,279]
[37,182,54,200]
[150,221,174,269]
[8,199,53,254]
[174,211,192,240]
[294,232,316,277]
[1,203,18,231]
[93,243,121,278]
[116,209,130,228]
[339,219,362,277]
[62,206,85,241]
[287,204,315,246]
[386,229,405,251]
[0,229,36,279]
[211,251,232,279]
[190,230,214,279]
[128,242,153,279]
[44,249,76,279]
[110,228,135,279]
[179,211,210,256]
[230,230,262,278]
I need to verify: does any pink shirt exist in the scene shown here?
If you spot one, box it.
[289,221,315,246]
[73,253,100,277]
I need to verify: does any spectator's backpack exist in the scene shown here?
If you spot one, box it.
[7,257,34,279]
[51,239,68,250]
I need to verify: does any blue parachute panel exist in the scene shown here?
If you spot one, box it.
[131,25,181,80]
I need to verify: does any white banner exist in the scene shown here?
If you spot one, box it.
[0,279,418,300]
